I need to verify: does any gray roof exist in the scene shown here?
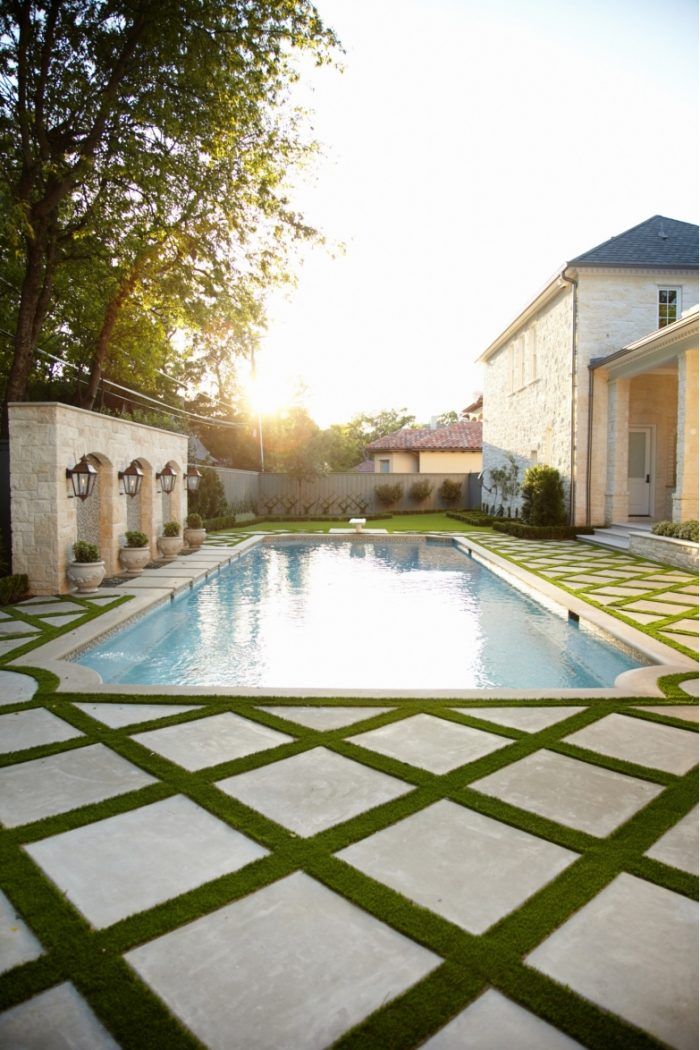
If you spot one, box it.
[569,215,698,270]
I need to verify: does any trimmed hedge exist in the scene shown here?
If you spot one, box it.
[0,574,29,605]
[446,511,501,527]
[492,521,594,540]
[652,519,699,542]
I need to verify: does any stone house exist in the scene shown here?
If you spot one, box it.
[477,215,698,525]
[365,421,482,474]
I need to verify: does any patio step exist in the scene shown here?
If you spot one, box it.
[579,527,632,552]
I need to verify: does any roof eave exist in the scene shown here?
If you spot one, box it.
[476,265,571,365]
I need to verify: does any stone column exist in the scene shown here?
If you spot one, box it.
[673,348,699,522]
[604,378,630,524]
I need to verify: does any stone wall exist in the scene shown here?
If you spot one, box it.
[8,403,188,594]
[629,532,698,573]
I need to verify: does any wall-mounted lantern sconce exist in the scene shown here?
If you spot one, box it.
[118,460,144,497]
[156,464,178,494]
[185,465,202,493]
[66,456,97,500]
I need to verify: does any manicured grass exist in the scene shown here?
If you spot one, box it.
[211,512,486,536]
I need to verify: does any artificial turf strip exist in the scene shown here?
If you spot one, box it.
[0,685,697,1050]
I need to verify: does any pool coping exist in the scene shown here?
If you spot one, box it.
[9,534,696,700]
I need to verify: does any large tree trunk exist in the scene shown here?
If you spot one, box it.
[81,271,139,410]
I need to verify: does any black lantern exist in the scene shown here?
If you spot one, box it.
[156,464,178,493]
[118,460,144,497]
[66,456,97,501]
[185,465,202,493]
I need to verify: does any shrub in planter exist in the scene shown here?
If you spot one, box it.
[184,512,206,550]
[408,479,433,504]
[652,519,699,542]
[677,520,699,542]
[157,521,183,561]
[68,540,105,593]
[439,478,462,504]
[375,483,404,507]
[520,465,566,526]
[120,530,151,576]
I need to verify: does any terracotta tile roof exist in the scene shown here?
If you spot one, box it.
[462,394,483,416]
[367,422,482,453]
[353,458,375,472]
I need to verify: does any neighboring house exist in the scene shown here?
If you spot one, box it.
[477,215,698,525]
[462,394,483,420]
[366,421,482,474]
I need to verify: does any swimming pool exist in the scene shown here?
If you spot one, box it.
[75,538,648,690]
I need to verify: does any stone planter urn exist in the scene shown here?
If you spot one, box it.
[184,527,206,550]
[157,534,183,561]
[68,560,105,595]
[119,546,151,576]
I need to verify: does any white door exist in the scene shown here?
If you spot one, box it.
[628,427,652,516]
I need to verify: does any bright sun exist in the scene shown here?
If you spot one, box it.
[245,372,293,417]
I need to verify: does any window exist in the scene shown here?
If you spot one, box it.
[379,458,390,473]
[658,288,681,328]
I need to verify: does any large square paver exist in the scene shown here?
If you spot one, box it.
[0,620,39,636]
[645,806,699,875]
[73,701,199,728]
[217,747,411,836]
[0,744,156,828]
[13,601,85,615]
[126,871,439,1050]
[470,750,662,836]
[634,705,699,723]
[455,707,584,733]
[0,889,43,974]
[348,714,512,774]
[25,796,267,928]
[527,873,698,1050]
[259,706,392,730]
[0,982,119,1049]
[421,988,583,1048]
[0,709,82,754]
[336,800,577,933]
[132,712,292,771]
[564,713,698,774]
[0,670,38,706]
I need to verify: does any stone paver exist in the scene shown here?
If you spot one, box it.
[348,714,512,774]
[645,806,699,875]
[660,631,699,651]
[25,795,267,928]
[126,871,439,1050]
[0,744,156,828]
[617,610,666,625]
[634,705,699,722]
[651,592,699,606]
[73,701,199,728]
[471,750,662,836]
[564,713,698,774]
[0,639,34,658]
[17,596,63,605]
[623,599,694,616]
[527,873,698,1050]
[0,620,40,636]
[0,709,82,754]
[13,601,85,615]
[0,888,43,975]
[420,988,583,1049]
[0,982,119,1049]
[336,800,576,934]
[218,747,410,836]
[132,711,292,771]
[680,679,699,698]
[669,618,699,633]
[454,706,584,733]
[0,670,38,706]
[259,705,392,730]
[35,613,85,627]
[588,585,656,597]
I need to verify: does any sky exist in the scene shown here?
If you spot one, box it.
[250,0,699,428]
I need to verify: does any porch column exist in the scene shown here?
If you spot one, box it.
[604,378,630,524]
[673,348,698,522]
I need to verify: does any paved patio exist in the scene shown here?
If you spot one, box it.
[0,669,697,1049]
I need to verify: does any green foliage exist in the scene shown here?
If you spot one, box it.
[493,521,593,539]
[520,465,567,526]
[100,407,187,435]
[124,531,149,549]
[486,453,521,512]
[0,574,28,605]
[187,467,226,520]
[408,479,434,503]
[72,541,100,563]
[652,520,699,542]
[162,521,181,538]
[186,514,203,530]
[435,410,459,425]
[374,483,404,507]
[438,479,463,504]
[447,511,498,526]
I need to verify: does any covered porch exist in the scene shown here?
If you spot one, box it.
[588,307,698,527]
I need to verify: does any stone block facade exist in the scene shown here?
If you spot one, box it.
[8,403,188,594]
[629,533,698,573]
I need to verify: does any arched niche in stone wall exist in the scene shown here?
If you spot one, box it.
[74,451,119,575]
[158,459,183,535]
[133,457,156,558]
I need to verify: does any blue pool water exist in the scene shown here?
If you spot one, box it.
[76,539,647,689]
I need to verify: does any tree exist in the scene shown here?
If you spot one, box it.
[0,0,338,431]
[521,465,567,526]
[435,410,458,425]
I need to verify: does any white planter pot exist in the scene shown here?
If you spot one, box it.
[184,527,206,550]
[157,535,183,561]
[119,546,151,576]
[68,560,105,594]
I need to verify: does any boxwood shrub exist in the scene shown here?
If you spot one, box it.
[492,521,594,540]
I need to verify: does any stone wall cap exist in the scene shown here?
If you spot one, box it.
[8,401,188,444]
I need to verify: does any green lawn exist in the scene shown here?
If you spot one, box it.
[212,513,485,536]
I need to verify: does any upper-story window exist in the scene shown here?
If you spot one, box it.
[658,288,681,328]
[378,458,390,473]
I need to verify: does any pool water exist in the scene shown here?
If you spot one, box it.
[76,539,647,689]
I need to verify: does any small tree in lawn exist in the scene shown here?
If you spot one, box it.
[521,465,567,526]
